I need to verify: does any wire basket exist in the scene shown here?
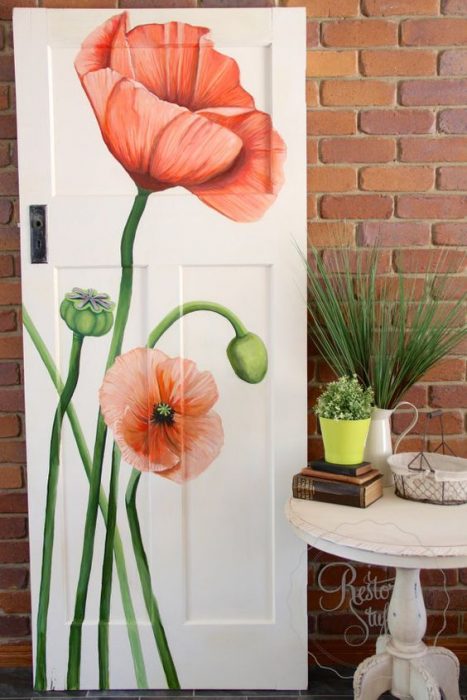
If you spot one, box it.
[388,410,467,506]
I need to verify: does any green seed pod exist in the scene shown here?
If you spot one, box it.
[227,332,268,384]
[60,288,114,338]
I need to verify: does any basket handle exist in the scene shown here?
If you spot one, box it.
[393,401,419,454]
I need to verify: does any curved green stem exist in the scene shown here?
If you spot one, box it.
[126,470,180,689]
[67,189,150,690]
[98,444,121,689]
[147,301,247,349]
[35,333,84,690]
[23,307,148,689]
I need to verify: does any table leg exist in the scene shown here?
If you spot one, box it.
[354,568,461,700]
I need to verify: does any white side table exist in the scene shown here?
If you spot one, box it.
[285,488,467,700]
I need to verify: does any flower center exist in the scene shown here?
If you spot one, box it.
[152,402,175,425]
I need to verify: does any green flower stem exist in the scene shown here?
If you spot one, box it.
[22,307,148,689]
[147,301,247,349]
[126,470,180,689]
[68,190,150,690]
[35,332,84,691]
[98,444,121,689]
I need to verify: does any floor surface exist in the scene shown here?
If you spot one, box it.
[0,667,465,699]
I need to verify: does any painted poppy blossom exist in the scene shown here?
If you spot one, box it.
[99,347,223,483]
[75,13,286,222]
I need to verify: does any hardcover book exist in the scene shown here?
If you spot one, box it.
[292,473,383,508]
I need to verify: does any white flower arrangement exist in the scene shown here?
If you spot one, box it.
[315,375,374,421]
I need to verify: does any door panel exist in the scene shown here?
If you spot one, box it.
[14,8,307,690]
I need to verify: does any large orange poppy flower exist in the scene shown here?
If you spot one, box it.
[99,347,223,483]
[75,13,286,222]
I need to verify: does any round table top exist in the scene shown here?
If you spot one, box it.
[285,488,467,569]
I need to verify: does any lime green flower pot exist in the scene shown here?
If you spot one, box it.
[319,417,371,465]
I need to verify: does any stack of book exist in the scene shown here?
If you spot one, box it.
[292,460,383,508]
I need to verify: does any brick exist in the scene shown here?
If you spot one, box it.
[426,614,459,637]
[0,517,27,540]
[0,228,20,252]
[442,0,467,13]
[307,50,357,77]
[393,409,463,434]
[306,80,319,107]
[0,56,15,83]
[430,436,467,456]
[308,588,350,612]
[0,416,21,440]
[0,591,30,614]
[0,494,27,514]
[422,358,466,381]
[401,384,428,408]
[322,20,398,47]
[0,0,36,20]
[0,115,16,140]
[0,390,24,412]
[400,79,467,106]
[396,194,467,219]
[461,569,467,585]
[317,361,338,382]
[321,137,396,162]
[425,588,467,610]
[360,109,435,134]
[0,173,18,197]
[42,0,115,5]
[432,276,467,300]
[321,194,393,219]
[394,249,465,273]
[0,615,29,636]
[308,437,324,462]
[438,166,467,190]
[439,108,467,133]
[307,222,355,247]
[360,166,434,191]
[373,276,427,300]
[440,50,467,75]
[358,222,430,246]
[0,338,23,360]
[0,363,19,387]
[0,202,12,226]
[308,194,317,219]
[402,18,467,46]
[0,311,16,333]
[432,222,467,245]
[307,110,356,135]
[322,248,393,273]
[361,50,436,76]
[0,442,26,464]
[0,465,22,489]
[0,282,21,305]
[421,570,458,586]
[284,0,359,15]
[321,79,395,106]
[430,384,467,408]
[400,136,467,161]
[0,256,14,278]
[308,166,357,192]
[0,568,28,590]
[318,613,382,635]
[0,86,8,111]
[0,144,10,168]
[307,21,319,48]
[363,0,439,14]
[308,140,318,164]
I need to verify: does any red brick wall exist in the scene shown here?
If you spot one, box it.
[0,0,465,670]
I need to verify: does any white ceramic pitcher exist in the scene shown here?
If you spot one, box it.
[364,402,419,487]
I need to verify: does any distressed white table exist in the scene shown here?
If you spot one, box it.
[285,488,467,700]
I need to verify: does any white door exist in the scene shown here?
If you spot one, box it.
[14,8,307,691]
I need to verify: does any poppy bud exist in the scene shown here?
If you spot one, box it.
[60,288,115,338]
[227,332,268,384]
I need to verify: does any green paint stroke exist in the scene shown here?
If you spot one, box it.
[98,444,121,689]
[126,470,180,689]
[34,332,84,691]
[22,307,148,689]
[67,189,150,690]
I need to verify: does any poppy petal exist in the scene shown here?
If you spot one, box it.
[156,357,219,417]
[158,412,224,483]
[190,109,286,222]
[75,13,127,78]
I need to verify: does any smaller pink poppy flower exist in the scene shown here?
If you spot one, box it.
[99,347,223,483]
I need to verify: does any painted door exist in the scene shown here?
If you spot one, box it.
[14,8,307,691]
